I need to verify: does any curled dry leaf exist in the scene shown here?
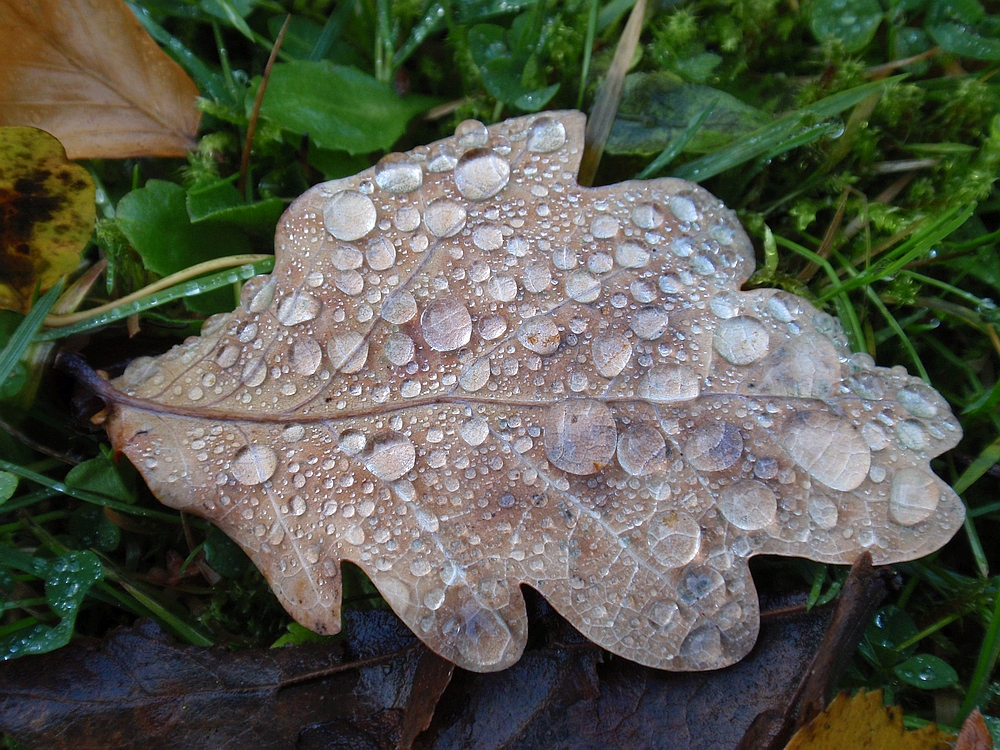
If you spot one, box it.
[95,112,964,672]
[0,0,200,159]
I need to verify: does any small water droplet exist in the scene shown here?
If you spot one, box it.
[455,119,489,148]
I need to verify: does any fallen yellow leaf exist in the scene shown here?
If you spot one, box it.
[0,0,201,159]
[784,690,955,750]
[0,126,95,312]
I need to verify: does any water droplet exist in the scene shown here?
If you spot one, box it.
[394,205,421,232]
[552,247,577,270]
[242,276,277,313]
[565,270,601,303]
[590,214,620,239]
[683,422,743,472]
[364,432,416,481]
[647,511,701,567]
[517,315,560,355]
[617,424,669,476]
[637,365,700,402]
[889,468,940,526]
[421,299,473,351]
[461,417,490,446]
[472,224,503,251]
[242,359,266,387]
[323,190,377,241]
[615,241,650,269]
[487,274,518,302]
[526,116,566,152]
[897,385,939,418]
[631,204,663,230]
[668,196,698,223]
[366,237,396,271]
[459,357,490,391]
[808,495,839,530]
[291,338,323,376]
[328,330,369,373]
[713,316,769,365]
[455,149,510,201]
[231,445,278,485]
[897,420,929,451]
[680,624,722,667]
[544,398,617,475]
[478,314,508,340]
[375,153,423,193]
[290,495,307,516]
[216,344,240,369]
[424,588,446,610]
[381,290,417,324]
[719,480,777,530]
[330,243,363,271]
[455,119,489,148]
[779,411,870,491]
[339,430,367,455]
[335,270,364,296]
[630,307,670,340]
[384,332,415,366]
[276,291,321,326]
[283,424,305,443]
[424,198,467,237]
[522,262,551,293]
[592,332,632,378]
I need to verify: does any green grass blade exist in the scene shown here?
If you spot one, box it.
[0,281,64,393]
[636,97,719,180]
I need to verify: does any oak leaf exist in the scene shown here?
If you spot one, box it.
[0,0,200,159]
[95,112,964,672]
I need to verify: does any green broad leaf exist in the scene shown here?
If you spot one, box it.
[186,180,287,235]
[456,0,537,23]
[893,654,960,689]
[861,606,919,668]
[68,505,122,553]
[928,22,1000,60]
[265,15,363,67]
[65,454,136,506]
[811,0,884,51]
[468,14,557,112]
[0,550,103,660]
[259,61,436,154]
[0,471,17,503]
[308,148,376,181]
[607,72,770,157]
[203,526,250,578]
[199,0,255,39]
[270,621,337,648]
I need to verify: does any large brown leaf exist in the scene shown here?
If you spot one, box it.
[94,111,964,673]
[0,0,200,159]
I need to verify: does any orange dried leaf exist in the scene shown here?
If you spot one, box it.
[0,126,95,312]
[783,690,955,750]
[0,0,200,159]
[96,112,964,672]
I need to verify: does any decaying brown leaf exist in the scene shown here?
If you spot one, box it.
[0,126,95,312]
[0,0,200,159]
[89,111,964,672]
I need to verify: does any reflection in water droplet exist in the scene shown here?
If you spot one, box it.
[425,198,467,237]
[637,365,700,402]
[683,422,743,472]
[719,480,777,530]
[526,116,566,152]
[364,432,416,481]
[544,398,617,475]
[647,511,700,567]
[617,425,670,476]
[276,291,321,326]
[381,290,417,324]
[421,299,473,351]
[328,331,369,373]
[231,445,278,485]
[630,307,670,340]
[375,154,423,193]
[592,332,632,378]
[889,468,940,526]
[291,338,323,376]
[461,417,490,446]
[713,316,769,365]
[323,190,377,241]
[454,149,510,201]
[779,411,870,491]
[517,315,561,355]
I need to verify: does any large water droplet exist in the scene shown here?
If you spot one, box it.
[324,190,377,241]
[291,338,323,376]
[461,417,490,446]
[646,511,700,567]
[565,270,601,303]
[683,422,743,472]
[544,398,617,475]
[384,332,415,366]
[630,307,670,340]
[425,198,467,237]
[526,116,566,152]
[242,276,277,313]
[231,445,278,485]
[421,299,473,351]
[592,332,632,378]
[522,262,551,293]
[459,357,490,391]
[455,119,489,148]
[455,149,510,201]
[381,290,417,324]
[668,196,699,223]
[364,432,416,481]
[889,468,940,526]
[615,241,650,269]
[375,153,423,193]
[808,494,839,530]
[487,274,518,302]
[713,316,769,365]
[897,384,939,418]
[617,424,670,476]
[637,365,700,402]
[328,331,369,373]
[478,314,508,340]
[779,411,870,491]
[276,291,321,326]
[517,315,560,355]
[719,480,777,530]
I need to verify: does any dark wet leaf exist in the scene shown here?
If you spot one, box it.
[893,653,959,690]
[810,0,884,52]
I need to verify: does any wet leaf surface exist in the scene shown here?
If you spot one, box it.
[88,111,965,673]
[0,0,201,158]
[0,127,95,313]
